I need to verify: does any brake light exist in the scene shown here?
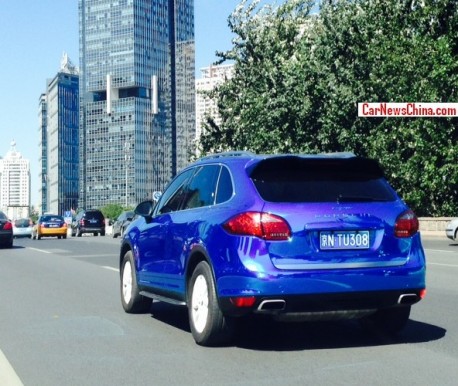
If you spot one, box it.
[223,212,291,240]
[394,210,419,238]
[4,221,12,231]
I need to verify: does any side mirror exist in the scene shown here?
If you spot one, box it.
[135,200,155,222]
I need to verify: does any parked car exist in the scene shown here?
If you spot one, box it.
[119,152,426,346]
[445,218,458,242]
[0,211,13,248]
[32,215,67,240]
[112,210,134,238]
[72,209,105,237]
[13,218,34,238]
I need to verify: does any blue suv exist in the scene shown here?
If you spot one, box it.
[119,152,426,346]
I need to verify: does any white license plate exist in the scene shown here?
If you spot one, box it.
[320,231,370,250]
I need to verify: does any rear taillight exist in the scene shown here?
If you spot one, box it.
[394,210,419,238]
[223,212,291,241]
[4,221,12,231]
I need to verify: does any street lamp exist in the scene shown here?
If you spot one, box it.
[124,141,130,207]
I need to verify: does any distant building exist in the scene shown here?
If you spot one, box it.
[39,53,79,215]
[38,93,48,214]
[78,0,195,209]
[195,64,234,141]
[0,141,31,219]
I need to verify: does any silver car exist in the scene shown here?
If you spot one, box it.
[445,218,458,242]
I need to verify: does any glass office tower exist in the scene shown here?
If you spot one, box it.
[78,0,195,209]
[40,55,80,216]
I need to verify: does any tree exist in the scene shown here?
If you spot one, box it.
[200,0,458,216]
[100,203,126,222]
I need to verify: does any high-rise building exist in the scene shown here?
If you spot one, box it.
[78,0,195,209]
[0,141,31,219]
[39,54,80,216]
[38,93,48,214]
[195,64,234,141]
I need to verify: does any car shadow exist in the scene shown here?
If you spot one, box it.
[1,245,25,250]
[233,317,446,351]
[148,302,446,351]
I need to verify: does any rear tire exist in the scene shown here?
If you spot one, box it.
[120,250,151,313]
[188,261,234,346]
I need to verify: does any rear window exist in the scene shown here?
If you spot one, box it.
[42,216,64,222]
[250,157,396,203]
[15,219,31,227]
[86,211,104,219]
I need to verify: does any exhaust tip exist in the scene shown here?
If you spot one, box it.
[257,299,286,312]
[398,293,420,305]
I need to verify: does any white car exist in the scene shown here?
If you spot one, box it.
[13,218,34,238]
[445,218,458,242]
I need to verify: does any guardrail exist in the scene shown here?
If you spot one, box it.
[418,217,453,232]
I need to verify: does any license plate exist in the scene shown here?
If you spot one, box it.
[320,231,370,250]
[49,224,59,228]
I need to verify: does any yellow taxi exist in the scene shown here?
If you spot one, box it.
[32,214,68,240]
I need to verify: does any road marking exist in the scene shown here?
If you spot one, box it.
[102,266,119,273]
[425,248,457,254]
[428,262,458,268]
[27,247,52,254]
[0,349,23,386]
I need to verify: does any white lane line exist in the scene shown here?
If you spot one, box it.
[425,248,457,254]
[102,266,119,273]
[428,262,458,268]
[26,247,52,254]
[0,349,23,386]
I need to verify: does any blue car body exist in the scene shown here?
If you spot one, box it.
[120,152,426,345]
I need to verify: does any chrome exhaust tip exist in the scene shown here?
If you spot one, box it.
[398,293,420,305]
[257,299,286,312]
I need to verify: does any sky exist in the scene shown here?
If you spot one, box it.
[0,0,246,206]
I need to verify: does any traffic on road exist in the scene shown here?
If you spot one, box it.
[0,233,457,385]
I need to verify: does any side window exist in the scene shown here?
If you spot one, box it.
[215,166,234,204]
[156,169,194,215]
[182,165,221,210]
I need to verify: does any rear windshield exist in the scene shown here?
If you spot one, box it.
[15,219,31,227]
[250,157,396,203]
[42,216,64,222]
[86,211,104,219]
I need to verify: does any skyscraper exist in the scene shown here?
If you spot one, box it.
[0,141,31,219]
[195,64,234,141]
[39,54,80,215]
[78,0,195,210]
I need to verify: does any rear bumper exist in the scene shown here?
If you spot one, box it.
[219,289,424,319]
[39,228,67,236]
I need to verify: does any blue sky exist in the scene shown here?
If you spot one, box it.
[0,0,245,205]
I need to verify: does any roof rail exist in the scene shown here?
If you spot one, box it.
[317,152,356,158]
[197,151,255,162]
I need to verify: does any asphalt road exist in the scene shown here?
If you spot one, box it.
[0,234,457,386]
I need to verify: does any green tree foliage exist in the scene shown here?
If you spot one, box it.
[200,0,458,216]
[100,203,128,222]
